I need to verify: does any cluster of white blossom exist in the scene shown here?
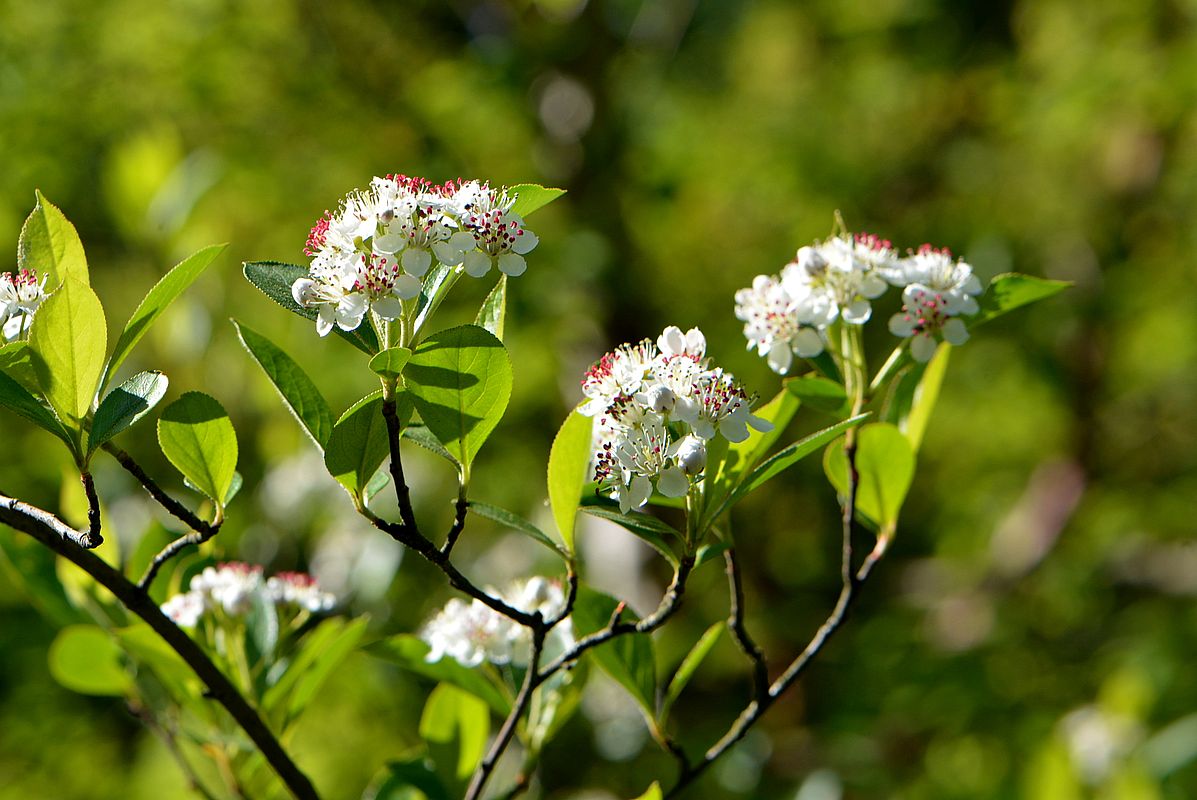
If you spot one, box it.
[421,577,574,668]
[735,234,982,369]
[292,175,539,336]
[161,562,336,628]
[579,326,771,513]
[0,268,49,341]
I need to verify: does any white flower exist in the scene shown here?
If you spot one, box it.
[265,572,337,613]
[579,339,660,417]
[421,577,574,667]
[450,183,539,278]
[191,563,265,615]
[884,245,982,361]
[161,591,205,628]
[656,325,705,359]
[675,435,707,476]
[595,405,689,512]
[781,236,888,326]
[684,369,772,443]
[0,269,49,342]
[734,273,825,373]
[160,563,337,627]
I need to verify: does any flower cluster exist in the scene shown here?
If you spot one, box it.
[1,268,48,341]
[161,562,336,628]
[735,233,981,369]
[421,577,574,667]
[580,326,771,513]
[293,175,538,336]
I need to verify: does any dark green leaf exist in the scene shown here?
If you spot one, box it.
[402,424,461,470]
[324,392,390,501]
[548,409,593,553]
[474,275,506,341]
[365,757,450,800]
[467,501,569,559]
[234,320,334,449]
[242,261,379,355]
[507,184,566,218]
[413,262,459,335]
[901,343,950,451]
[405,325,511,477]
[579,505,680,566]
[105,244,226,388]
[706,388,799,526]
[157,391,238,507]
[972,273,1070,327]
[785,375,848,416]
[368,635,511,716]
[572,586,657,717]
[19,190,89,287]
[48,625,130,696]
[0,369,72,446]
[89,371,169,452]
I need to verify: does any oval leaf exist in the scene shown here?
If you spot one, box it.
[324,392,391,501]
[19,191,89,287]
[507,184,566,218]
[824,422,916,530]
[785,375,848,416]
[243,261,379,355]
[157,391,238,507]
[235,320,334,449]
[0,341,40,392]
[467,501,569,559]
[419,684,491,782]
[89,370,169,452]
[0,369,72,446]
[972,273,1070,327]
[369,347,413,379]
[104,244,226,388]
[48,625,130,696]
[474,275,507,341]
[579,504,680,566]
[548,409,593,553]
[29,277,107,426]
[404,325,512,476]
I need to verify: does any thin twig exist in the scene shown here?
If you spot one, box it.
[138,525,222,590]
[439,492,468,559]
[723,547,768,699]
[465,622,546,800]
[381,397,420,534]
[0,498,319,800]
[80,471,103,547]
[667,431,875,798]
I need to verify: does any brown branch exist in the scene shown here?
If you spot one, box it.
[0,498,319,800]
[464,623,546,800]
[80,471,103,548]
[723,547,768,699]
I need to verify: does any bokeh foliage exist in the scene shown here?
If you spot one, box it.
[1,0,1194,798]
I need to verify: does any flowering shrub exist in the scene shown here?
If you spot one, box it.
[0,186,1065,800]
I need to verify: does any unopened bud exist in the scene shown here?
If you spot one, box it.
[676,435,707,476]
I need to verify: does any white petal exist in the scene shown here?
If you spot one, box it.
[747,413,773,433]
[336,294,368,330]
[766,342,793,374]
[792,328,824,358]
[449,231,477,251]
[316,306,335,337]
[628,476,652,510]
[373,231,406,254]
[657,326,685,356]
[911,333,938,362]
[684,327,706,356]
[371,296,404,319]
[942,317,970,346]
[432,240,465,266]
[691,419,716,440]
[718,417,750,443]
[657,467,689,498]
[393,273,423,300]
[497,253,527,277]
[962,273,982,295]
[888,313,916,338]
[842,299,872,325]
[401,248,432,277]
[463,250,492,278]
[861,273,887,299]
[958,295,979,315]
[292,277,315,307]
[512,228,539,255]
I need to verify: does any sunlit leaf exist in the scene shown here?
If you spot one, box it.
[824,422,915,531]
[971,272,1070,327]
[548,409,592,553]
[235,320,334,449]
[661,622,724,721]
[157,391,238,507]
[419,684,491,782]
[507,183,566,218]
[324,392,390,501]
[474,275,506,341]
[572,586,656,718]
[29,277,107,427]
[368,635,511,715]
[19,191,89,287]
[48,625,130,696]
[89,370,168,452]
[0,369,72,447]
[785,374,848,416]
[369,347,413,380]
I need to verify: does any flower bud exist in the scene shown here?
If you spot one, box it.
[644,385,677,414]
[676,435,707,476]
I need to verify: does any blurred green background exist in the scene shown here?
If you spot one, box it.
[1,0,1195,797]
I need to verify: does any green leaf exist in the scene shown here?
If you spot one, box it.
[971,273,1070,327]
[89,370,169,452]
[723,413,871,510]
[48,625,130,696]
[579,504,680,566]
[467,501,569,559]
[824,422,915,532]
[366,757,450,800]
[901,343,950,451]
[548,409,593,553]
[661,623,724,721]
[19,191,89,287]
[242,261,379,355]
[404,325,512,477]
[419,684,491,782]
[507,184,566,218]
[402,424,461,470]
[0,530,86,627]
[785,375,848,416]
[234,320,334,449]
[324,392,390,501]
[29,277,107,426]
[282,617,366,722]
[413,262,460,335]
[113,622,203,700]
[707,388,800,522]
[104,244,226,388]
[0,369,72,446]
[0,341,40,392]
[157,391,238,507]
[474,275,507,341]
[369,347,413,379]
[572,586,657,717]
[368,635,511,716]
[631,783,663,800]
